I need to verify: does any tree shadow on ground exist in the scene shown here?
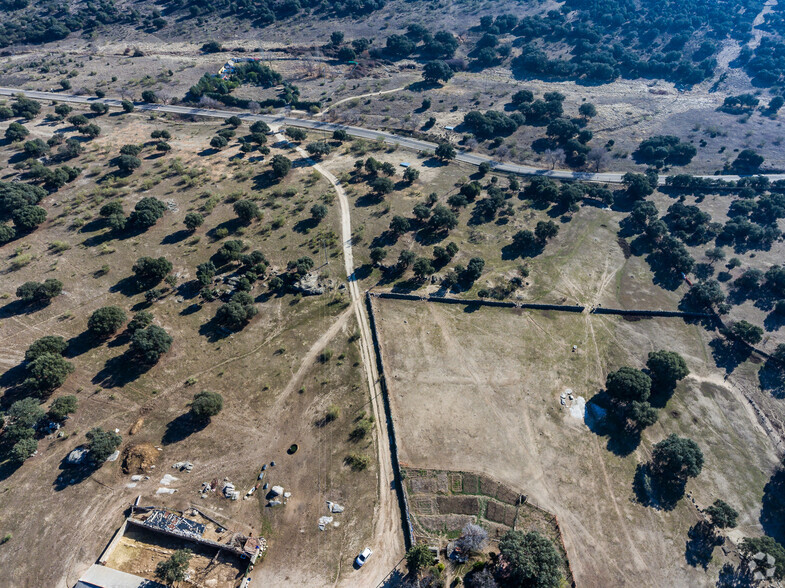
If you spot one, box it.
[180,303,202,316]
[353,263,373,282]
[92,353,151,388]
[107,331,132,348]
[716,562,754,588]
[293,218,319,234]
[709,338,752,375]
[685,521,723,569]
[80,229,116,248]
[0,299,45,319]
[390,279,423,293]
[422,156,448,168]
[414,226,449,246]
[162,413,208,446]
[251,170,282,190]
[53,449,99,491]
[161,229,191,245]
[759,363,785,399]
[648,382,677,409]
[65,330,101,358]
[206,217,244,241]
[0,362,27,392]
[370,230,399,249]
[760,467,785,544]
[764,312,785,332]
[632,463,685,511]
[500,242,544,261]
[198,317,233,342]
[110,274,145,297]
[584,393,642,457]
[0,458,22,483]
[355,192,385,207]
[78,218,107,234]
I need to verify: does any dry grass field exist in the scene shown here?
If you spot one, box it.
[0,105,381,587]
[373,296,781,587]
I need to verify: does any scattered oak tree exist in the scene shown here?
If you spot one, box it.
[130,325,172,364]
[190,390,224,421]
[86,427,122,464]
[88,306,127,338]
[499,530,562,588]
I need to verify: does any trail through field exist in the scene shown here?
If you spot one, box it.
[316,87,405,117]
[277,133,405,586]
[749,0,778,50]
[277,304,354,402]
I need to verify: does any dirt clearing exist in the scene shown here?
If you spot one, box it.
[373,297,781,587]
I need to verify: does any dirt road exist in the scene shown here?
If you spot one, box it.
[275,133,406,585]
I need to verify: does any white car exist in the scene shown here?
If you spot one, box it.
[355,547,373,567]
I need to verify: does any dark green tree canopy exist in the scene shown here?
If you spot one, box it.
[423,60,453,83]
[5,122,29,142]
[730,320,763,345]
[127,310,154,333]
[651,434,703,480]
[11,437,38,463]
[271,154,292,178]
[155,549,192,585]
[499,529,563,588]
[190,390,224,421]
[130,325,172,364]
[646,350,689,387]
[24,353,74,396]
[705,499,738,529]
[214,239,245,265]
[48,395,78,422]
[133,256,173,286]
[86,427,122,463]
[16,279,62,304]
[8,397,45,428]
[435,142,456,160]
[606,367,652,402]
[215,294,258,330]
[88,306,127,338]
[406,543,436,576]
[12,205,47,232]
[128,197,166,230]
[184,212,204,230]
[25,335,67,362]
[234,199,261,223]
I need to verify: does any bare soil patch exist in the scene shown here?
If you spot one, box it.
[376,298,781,587]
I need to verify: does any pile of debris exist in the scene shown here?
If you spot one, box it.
[122,443,160,474]
[172,461,194,472]
[66,447,88,465]
[222,480,240,501]
[266,485,291,507]
[292,272,335,296]
[318,501,345,531]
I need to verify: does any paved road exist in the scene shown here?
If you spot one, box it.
[4,86,785,185]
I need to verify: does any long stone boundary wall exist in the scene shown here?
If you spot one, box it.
[365,292,416,550]
[369,291,713,319]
